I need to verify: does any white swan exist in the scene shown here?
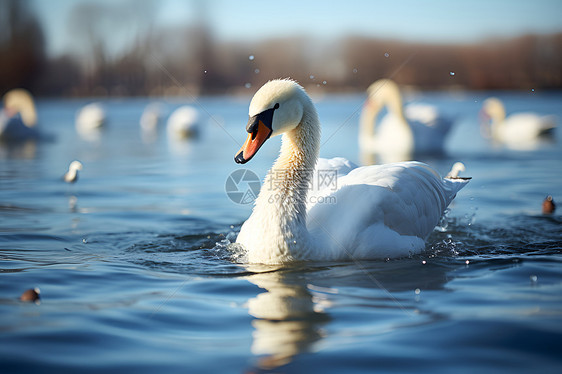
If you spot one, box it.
[63,160,83,183]
[480,97,557,145]
[0,89,39,141]
[167,105,200,140]
[359,79,454,162]
[234,79,469,264]
[76,103,106,141]
[140,103,164,143]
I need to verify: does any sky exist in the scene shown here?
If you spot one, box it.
[32,0,562,58]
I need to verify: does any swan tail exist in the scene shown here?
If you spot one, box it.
[445,162,469,179]
[539,115,557,136]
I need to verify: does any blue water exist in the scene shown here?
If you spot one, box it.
[1,90,562,373]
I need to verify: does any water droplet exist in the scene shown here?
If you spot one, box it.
[449,71,455,76]
[352,68,358,73]
[309,75,315,80]
[384,52,390,58]
[248,55,254,61]
[245,83,251,88]
[414,288,421,295]
[254,68,260,74]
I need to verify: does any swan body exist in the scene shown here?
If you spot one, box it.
[76,103,106,141]
[234,79,469,264]
[359,79,454,162]
[480,97,556,144]
[0,89,39,141]
[63,160,83,183]
[167,106,200,139]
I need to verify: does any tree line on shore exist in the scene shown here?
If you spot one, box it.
[1,0,561,98]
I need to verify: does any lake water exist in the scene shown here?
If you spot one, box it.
[1,90,561,373]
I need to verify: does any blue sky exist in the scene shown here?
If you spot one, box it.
[32,0,562,57]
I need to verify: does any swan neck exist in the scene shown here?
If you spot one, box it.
[251,102,320,261]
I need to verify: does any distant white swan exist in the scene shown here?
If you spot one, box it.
[0,89,39,141]
[359,79,454,162]
[140,103,164,143]
[63,160,83,183]
[167,105,200,140]
[76,103,106,141]
[480,97,557,146]
[234,79,469,264]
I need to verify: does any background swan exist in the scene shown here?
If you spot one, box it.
[359,79,454,163]
[63,160,83,183]
[234,79,469,264]
[167,105,200,140]
[0,89,39,141]
[480,97,557,146]
[140,103,164,143]
[76,103,106,141]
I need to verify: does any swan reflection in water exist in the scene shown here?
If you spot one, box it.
[242,256,456,371]
[245,266,329,370]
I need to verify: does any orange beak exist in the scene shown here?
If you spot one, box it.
[235,106,277,164]
[234,120,272,164]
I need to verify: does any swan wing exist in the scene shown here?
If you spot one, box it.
[306,161,468,259]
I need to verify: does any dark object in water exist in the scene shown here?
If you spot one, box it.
[542,195,556,214]
[20,288,40,303]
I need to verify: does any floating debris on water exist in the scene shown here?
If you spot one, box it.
[20,288,40,303]
[542,195,555,214]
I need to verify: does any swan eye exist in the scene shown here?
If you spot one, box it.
[274,103,279,109]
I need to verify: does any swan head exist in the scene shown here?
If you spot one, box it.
[481,97,506,123]
[3,88,37,127]
[69,160,83,172]
[235,79,307,164]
